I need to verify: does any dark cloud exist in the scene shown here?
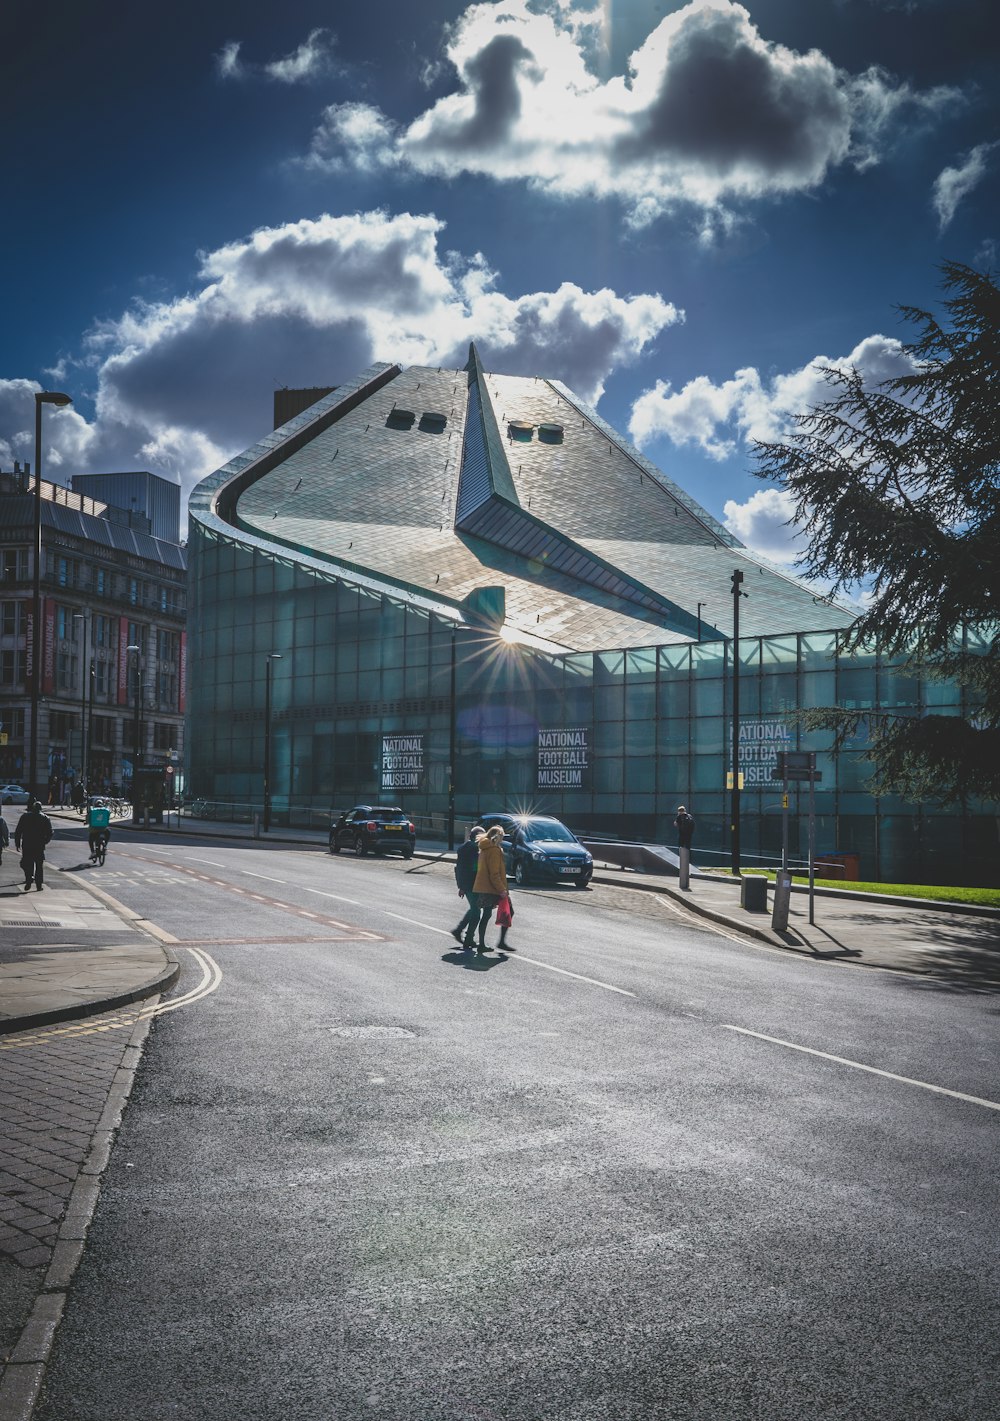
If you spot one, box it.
[624,6,849,180]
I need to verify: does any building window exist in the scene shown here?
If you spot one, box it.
[1,708,25,738]
[94,614,108,648]
[158,629,179,662]
[2,549,28,583]
[95,661,110,697]
[50,710,75,738]
[129,577,138,605]
[0,650,22,685]
[1,601,26,636]
[153,722,175,751]
[57,652,77,691]
[157,670,178,706]
[92,715,115,747]
[96,567,107,596]
[127,623,147,655]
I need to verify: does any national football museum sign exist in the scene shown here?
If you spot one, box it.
[537,728,590,789]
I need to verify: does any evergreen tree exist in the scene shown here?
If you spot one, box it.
[754,262,1000,804]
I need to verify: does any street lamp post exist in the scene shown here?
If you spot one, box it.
[263,653,282,832]
[73,612,89,793]
[126,643,143,821]
[29,391,73,797]
[447,623,457,851]
[730,569,746,877]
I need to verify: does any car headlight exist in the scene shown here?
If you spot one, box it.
[530,849,547,861]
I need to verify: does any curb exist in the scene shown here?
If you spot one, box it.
[0,868,181,1038]
[0,1008,156,1421]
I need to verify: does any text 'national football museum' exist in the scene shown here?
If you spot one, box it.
[186,347,994,885]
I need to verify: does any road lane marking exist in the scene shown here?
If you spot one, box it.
[302,887,362,905]
[241,870,286,883]
[511,953,636,996]
[141,946,223,1017]
[722,1025,1000,1112]
[383,911,452,931]
[380,912,637,996]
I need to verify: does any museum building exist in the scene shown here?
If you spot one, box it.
[186,348,992,885]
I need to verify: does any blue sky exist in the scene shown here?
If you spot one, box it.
[2,0,996,563]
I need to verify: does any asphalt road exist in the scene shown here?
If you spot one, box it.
[32,829,1000,1420]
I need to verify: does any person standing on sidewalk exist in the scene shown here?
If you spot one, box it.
[0,812,8,866]
[470,825,510,955]
[451,825,485,950]
[15,799,53,891]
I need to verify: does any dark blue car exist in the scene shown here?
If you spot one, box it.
[480,813,593,888]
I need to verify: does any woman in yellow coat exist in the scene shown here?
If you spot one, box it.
[469,825,510,954]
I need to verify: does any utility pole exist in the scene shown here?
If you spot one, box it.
[730,569,746,876]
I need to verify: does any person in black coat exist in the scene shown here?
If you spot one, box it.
[15,800,53,891]
[451,826,485,949]
[674,805,695,848]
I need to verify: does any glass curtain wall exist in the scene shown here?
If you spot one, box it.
[187,521,995,884]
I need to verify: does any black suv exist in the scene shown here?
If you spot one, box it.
[480,813,593,888]
[330,806,416,858]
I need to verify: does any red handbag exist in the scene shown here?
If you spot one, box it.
[495,896,513,927]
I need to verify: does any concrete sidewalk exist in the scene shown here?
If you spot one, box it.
[2,808,998,1040]
[0,809,179,1035]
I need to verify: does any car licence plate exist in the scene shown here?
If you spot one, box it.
[560,866,580,874]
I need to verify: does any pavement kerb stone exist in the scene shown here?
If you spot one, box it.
[0,1360,44,1421]
[0,867,181,1037]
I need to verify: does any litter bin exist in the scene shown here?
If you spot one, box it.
[740,876,768,912]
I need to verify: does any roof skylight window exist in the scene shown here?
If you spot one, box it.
[508,420,533,442]
[386,408,415,430]
[419,411,448,433]
[538,423,564,443]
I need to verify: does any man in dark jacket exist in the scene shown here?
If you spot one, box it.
[674,806,695,848]
[451,826,484,949]
[15,800,53,891]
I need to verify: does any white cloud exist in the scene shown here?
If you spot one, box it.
[722,487,804,563]
[2,211,679,507]
[299,103,401,174]
[628,333,920,457]
[932,142,997,231]
[216,28,337,84]
[311,0,961,223]
[215,41,245,80]
[0,379,101,473]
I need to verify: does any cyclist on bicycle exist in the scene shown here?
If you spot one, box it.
[86,797,111,862]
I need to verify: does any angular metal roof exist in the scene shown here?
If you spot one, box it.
[197,346,854,651]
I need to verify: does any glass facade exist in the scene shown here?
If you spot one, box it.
[188,522,995,887]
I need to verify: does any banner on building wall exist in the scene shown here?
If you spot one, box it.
[179,631,187,714]
[117,618,131,705]
[381,734,424,791]
[42,599,56,695]
[732,718,792,786]
[537,727,589,789]
[24,608,34,691]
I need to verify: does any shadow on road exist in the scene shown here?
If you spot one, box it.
[441,950,510,973]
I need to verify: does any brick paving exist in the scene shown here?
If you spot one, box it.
[0,1009,140,1272]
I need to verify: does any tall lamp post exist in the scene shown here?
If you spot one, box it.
[126,643,143,821]
[73,612,90,793]
[29,391,73,797]
[729,569,746,876]
[263,653,282,832]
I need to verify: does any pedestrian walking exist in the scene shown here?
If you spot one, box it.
[0,813,9,864]
[451,825,484,949]
[15,799,53,891]
[470,825,510,955]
